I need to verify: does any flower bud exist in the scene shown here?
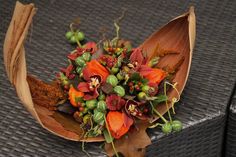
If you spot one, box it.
[111,67,119,74]
[98,94,105,100]
[138,92,146,100]
[85,99,97,109]
[106,75,118,87]
[76,67,82,74]
[114,86,125,97]
[116,73,124,80]
[97,100,107,112]
[93,111,105,124]
[75,57,85,67]
[141,85,150,93]
[82,52,91,62]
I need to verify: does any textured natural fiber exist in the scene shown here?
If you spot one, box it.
[225,88,236,157]
[3,1,195,144]
[1,0,236,156]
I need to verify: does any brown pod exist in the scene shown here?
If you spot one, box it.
[3,1,195,144]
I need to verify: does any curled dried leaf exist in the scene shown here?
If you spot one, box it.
[105,121,151,157]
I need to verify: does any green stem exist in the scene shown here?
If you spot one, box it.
[164,82,172,122]
[165,82,180,114]
[82,132,91,157]
[76,39,82,47]
[148,122,163,129]
[69,23,74,32]
[104,115,119,157]
[150,102,168,123]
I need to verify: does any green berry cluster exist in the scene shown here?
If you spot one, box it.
[65,30,85,44]
[161,120,183,134]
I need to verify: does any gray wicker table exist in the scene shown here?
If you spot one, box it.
[225,87,236,157]
[1,0,236,157]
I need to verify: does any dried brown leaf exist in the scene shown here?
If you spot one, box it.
[105,121,151,157]
[147,43,180,60]
[52,112,84,138]
[164,56,185,74]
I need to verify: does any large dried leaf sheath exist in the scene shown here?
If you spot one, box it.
[3,2,195,151]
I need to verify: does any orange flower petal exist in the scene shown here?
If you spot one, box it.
[84,60,109,82]
[68,86,84,107]
[141,67,166,84]
[106,111,133,139]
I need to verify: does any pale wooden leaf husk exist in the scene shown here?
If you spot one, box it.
[3,1,104,142]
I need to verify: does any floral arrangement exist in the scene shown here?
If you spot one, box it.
[3,2,195,157]
[56,20,183,156]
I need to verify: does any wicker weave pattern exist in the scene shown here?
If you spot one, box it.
[225,89,236,157]
[0,0,236,156]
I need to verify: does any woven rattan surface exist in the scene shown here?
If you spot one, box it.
[1,0,236,156]
[225,87,236,157]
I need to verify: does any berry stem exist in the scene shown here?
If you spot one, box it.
[165,82,180,114]
[76,38,82,47]
[164,82,172,122]
[148,122,163,129]
[104,115,119,157]
[81,132,91,157]
[150,102,168,123]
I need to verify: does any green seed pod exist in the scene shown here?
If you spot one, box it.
[162,122,172,134]
[76,31,85,41]
[171,120,183,132]
[75,57,86,67]
[138,92,146,100]
[82,52,91,62]
[111,67,119,74]
[65,31,73,40]
[97,100,107,112]
[116,73,124,80]
[86,99,97,109]
[106,75,118,87]
[114,86,125,97]
[93,111,104,124]
[141,85,150,93]
[98,94,105,100]
[70,36,77,44]
[76,67,82,74]
[94,109,99,115]
[83,114,91,124]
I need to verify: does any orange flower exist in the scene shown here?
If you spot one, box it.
[68,86,84,107]
[140,65,167,84]
[83,60,109,82]
[106,111,133,139]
